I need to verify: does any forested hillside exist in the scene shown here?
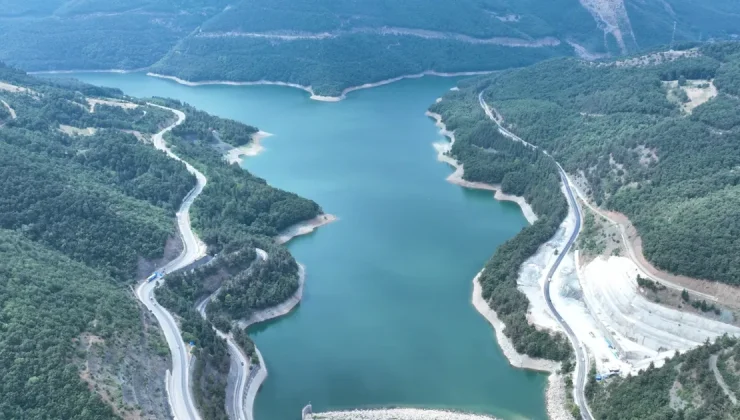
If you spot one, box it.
[0,64,189,418]
[0,64,321,418]
[440,42,740,286]
[0,0,229,70]
[152,98,321,417]
[3,0,740,96]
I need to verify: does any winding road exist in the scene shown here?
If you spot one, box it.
[478,92,593,420]
[195,295,251,420]
[196,248,268,420]
[136,104,207,420]
[138,104,266,420]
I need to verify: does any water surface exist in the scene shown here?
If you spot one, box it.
[52,73,547,419]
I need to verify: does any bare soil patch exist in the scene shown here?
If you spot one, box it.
[59,124,97,136]
[599,49,700,68]
[603,208,740,309]
[87,97,138,113]
[0,81,33,94]
[664,79,717,114]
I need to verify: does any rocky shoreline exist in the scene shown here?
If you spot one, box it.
[147,71,493,102]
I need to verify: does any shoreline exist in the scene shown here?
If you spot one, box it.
[32,67,493,102]
[430,110,572,419]
[239,214,335,420]
[225,130,274,164]
[238,263,307,330]
[276,213,338,245]
[472,273,573,420]
[471,273,558,372]
[426,111,538,224]
[305,408,500,420]
[241,263,306,420]
[148,70,493,102]
[30,67,148,75]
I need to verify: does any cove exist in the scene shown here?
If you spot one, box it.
[50,72,548,419]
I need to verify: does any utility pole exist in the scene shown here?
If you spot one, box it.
[670,21,677,49]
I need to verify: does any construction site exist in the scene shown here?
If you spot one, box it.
[521,180,740,380]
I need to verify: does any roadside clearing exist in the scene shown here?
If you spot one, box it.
[1,99,16,119]
[87,97,138,113]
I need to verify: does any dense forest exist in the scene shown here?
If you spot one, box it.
[429,85,572,361]
[172,107,258,147]
[588,335,740,419]
[4,1,740,96]
[444,42,740,285]
[0,64,193,418]
[150,35,570,97]
[492,43,740,284]
[0,229,140,419]
[0,0,229,71]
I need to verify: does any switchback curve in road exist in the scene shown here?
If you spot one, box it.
[477,91,593,420]
[136,104,206,420]
[195,249,268,420]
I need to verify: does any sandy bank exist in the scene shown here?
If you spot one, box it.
[305,408,499,420]
[472,273,558,372]
[431,110,574,418]
[243,346,266,420]
[546,373,576,420]
[148,70,492,102]
[240,264,305,420]
[30,68,147,75]
[473,273,574,419]
[427,111,537,224]
[147,72,323,99]
[239,263,306,330]
[331,70,493,101]
[225,131,274,164]
[276,214,338,245]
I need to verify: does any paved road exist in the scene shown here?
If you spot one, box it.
[478,92,593,420]
[196,248,267,420]
[136,105,206,420]
[196,287,249,420]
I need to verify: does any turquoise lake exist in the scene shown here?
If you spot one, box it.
[52,73,547,420]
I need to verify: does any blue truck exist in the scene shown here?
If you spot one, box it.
[146,271,164,282]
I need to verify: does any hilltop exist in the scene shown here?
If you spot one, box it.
[2,0,740,95]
